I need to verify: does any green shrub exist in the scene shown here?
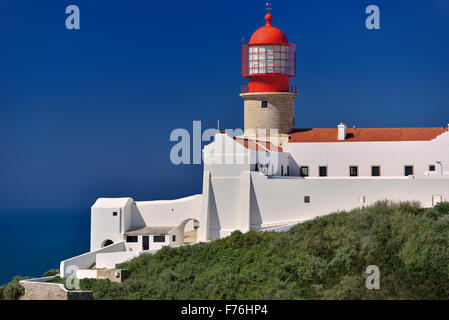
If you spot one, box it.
[435,202,449,215]
[42,269,60,277]
[77,201,445,300]
[0,276,26,300]
[9,201,449,300]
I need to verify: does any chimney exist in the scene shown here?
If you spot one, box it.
[338,123,347,141]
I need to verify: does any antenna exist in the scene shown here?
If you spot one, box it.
[217,120,220,132]
[265,1,272,14]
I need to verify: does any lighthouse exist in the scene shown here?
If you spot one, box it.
[241,9,297,136]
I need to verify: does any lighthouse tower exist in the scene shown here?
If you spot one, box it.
[241,10,297,136]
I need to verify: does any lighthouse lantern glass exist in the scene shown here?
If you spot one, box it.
[248,45,289,75]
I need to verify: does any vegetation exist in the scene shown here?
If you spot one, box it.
[3,201,449,300]
[42,269,60,277]
[78,201,449,300]
[0,269,58,300]
[0,276,27,300]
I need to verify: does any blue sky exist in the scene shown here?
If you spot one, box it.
[0,0,448,210]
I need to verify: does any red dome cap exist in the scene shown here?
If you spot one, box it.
[248,14,289,45]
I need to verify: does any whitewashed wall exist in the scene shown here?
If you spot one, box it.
[201,169,449,241]
[90,198,133,251]
[60,241,126,277]
[284,131,449,177]
[124,236,143,252]
[76,269,98,280]
[132,195,202,229]
[96,251,142,269]
[249,173,449,228]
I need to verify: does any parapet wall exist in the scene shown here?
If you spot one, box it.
[60,241,126,277]
[250,174,449,228]
[19,277,93,300]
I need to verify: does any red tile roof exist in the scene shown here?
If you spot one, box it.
[233,137,283,152]
[289,127,448,143]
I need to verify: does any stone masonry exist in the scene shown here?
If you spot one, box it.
[241,92,297,135]
[19,277,93,300]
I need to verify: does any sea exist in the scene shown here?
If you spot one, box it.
[0,208,90,285]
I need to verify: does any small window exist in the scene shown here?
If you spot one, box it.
[371,166,380,177]
[261,101,269,109]
[429,165,436,172]
[112,212,117,216]
[300,166,309,177]
[142,236,149,250]
[304,196,310,203]
[281,166,284,176]
[405,166,414,176]
[350,166,358,177]
[153,235,166,243]
[286,166,290,176]
[319,166,327,177]
[255,163,258,171]
[172,235,176,242]
[126,236,138,243]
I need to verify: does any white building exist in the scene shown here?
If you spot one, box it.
[60,11,449,277]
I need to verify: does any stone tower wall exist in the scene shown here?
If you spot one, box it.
[241,92,297,135]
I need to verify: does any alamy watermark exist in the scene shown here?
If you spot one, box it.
[64,5,379,31]
[65,5,80,30]
[169,121,281,172]
[366,5,380,30]
[365,265,380,289]
[65,265,80,290]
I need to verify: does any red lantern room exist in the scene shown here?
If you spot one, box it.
[242,13,296,93]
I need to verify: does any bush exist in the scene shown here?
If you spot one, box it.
[42,269,60,277]
[0,276,26,300]
[435,202,449,215]
[9,201,449,300]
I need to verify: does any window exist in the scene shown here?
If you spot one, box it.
[286,166,289,176]
[261,101,269,109]
[304,196,310,203]
[371,166,380,177]
[248,45,291,75]
[172,235,176,242]
[300,166,309,177]
[319,166,327,177]
[255,163,258,171]
[126,236,138,243]
[429,165,436,172]
[281,166,284,176]
[350,166,358,177]
[112,212,117,216]
[153,235,166,243]
[404,166,414,176]
[142,236,149,250]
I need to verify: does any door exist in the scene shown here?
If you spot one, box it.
[142,236,149,250]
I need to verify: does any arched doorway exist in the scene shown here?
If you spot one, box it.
[180,219,199,244]
[102,239,114,247]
